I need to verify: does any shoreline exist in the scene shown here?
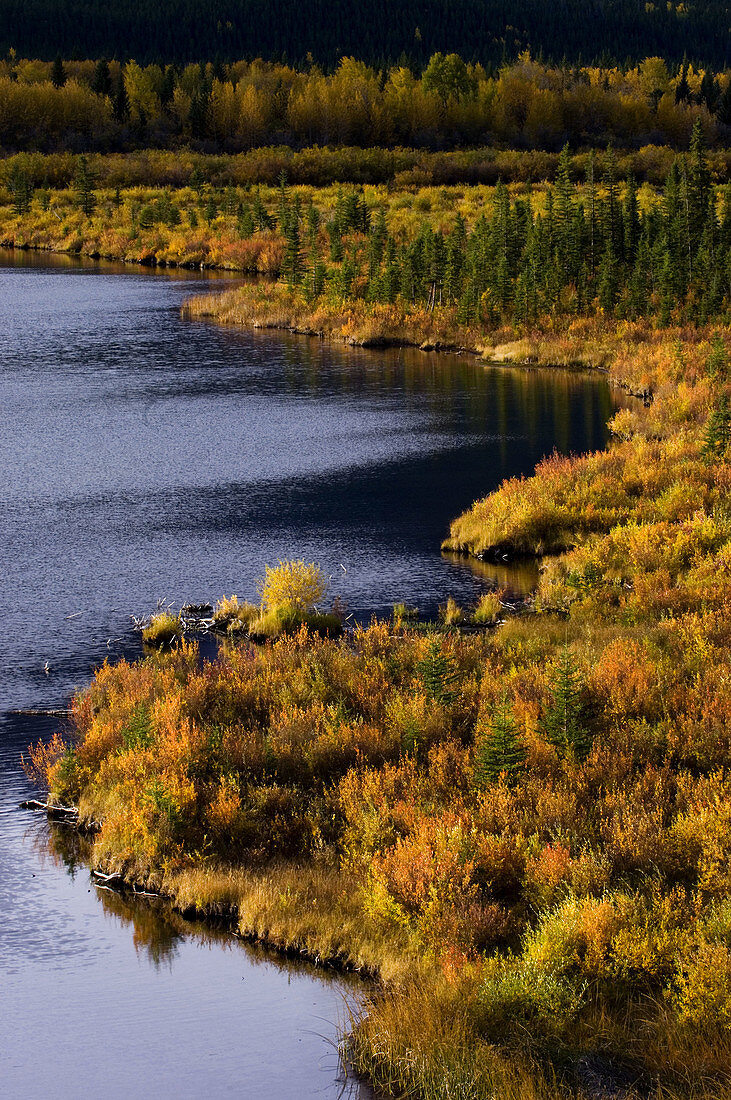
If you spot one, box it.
[183,281,655,401]
[0,238,246,273]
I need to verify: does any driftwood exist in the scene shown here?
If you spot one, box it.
[12,708,71,717]
[19,799,78,818]
[91,869,125,887]
[91,869,165,898]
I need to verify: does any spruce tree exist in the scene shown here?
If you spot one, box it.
[622,173,640,263]
[237,202,254,238]
[586,151,597,276]
[91,59,112,97]
[473,697,526,788]
[204,195,218,224]
[718,80,731,127]
[601,145,621,260]
[699,70,720,113]
[687,120,713,253]
[703,393,731,459]
[112,72,129,122]
[706,334,729,381]
[675,60,691,104]
[51,54,66,88]
[283,212,304,287]
[74,155,96,217]
[327,221,344,262]
[417,639,459,706]
[555,143,574,273]
[9,163,32,216]
[306,201,320,247]
[542,646,591,761]
[252,189,272,231]
[598,243,618,312]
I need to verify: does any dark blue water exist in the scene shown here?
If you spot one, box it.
[0,249,624,1098]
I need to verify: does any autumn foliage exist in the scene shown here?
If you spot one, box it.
[29,304,731,1095]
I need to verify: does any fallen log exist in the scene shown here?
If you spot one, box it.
[91,869,125,886]
[12,708,71,718]
[19,799,78,818]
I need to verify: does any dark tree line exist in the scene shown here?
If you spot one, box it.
[1,0,731,69]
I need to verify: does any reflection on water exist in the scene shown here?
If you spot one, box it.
[441,551,541,597]
[3,793,372,1100]
[0,249,628,1098]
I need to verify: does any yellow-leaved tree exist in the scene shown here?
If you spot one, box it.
[258,560,328,612]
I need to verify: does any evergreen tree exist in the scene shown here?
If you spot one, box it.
[9,163,32,215]
[91,59,112,97]
[542,647,591,760]
[51,54,66,88]
[306,200,320,247]
[417,639,459,706]
[283,211,304,287]
[160,65,177,107]
[555,143,575,273]
[367,208,388,276]
[718,80,731,127]
[706,334,729,380]
[204,195,218,224]
[703,393,731,458]
[675,60,690,103]
[237,202,255,238]
[252,189,272,231]
[699,69,720,113]
[327,220,344,262]
[74,155,96,217]
[112,71,129,121]
[622,173,640,263]
[473,697,526,787]
[687,120,713,253]
[305,253,327,303]
[586,151,598,277]
[601,145,621,259]
[382,237,400,302]
[277,170,290,229]
[598,242,618,312]
[189,84,210,139]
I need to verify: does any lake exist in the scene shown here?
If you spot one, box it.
[0,249,625,1097]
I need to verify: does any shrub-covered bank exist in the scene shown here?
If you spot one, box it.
[28,326,731,1098]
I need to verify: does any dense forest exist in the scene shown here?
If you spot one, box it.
[1,52,731,155]
[4,121,731,331]
[1,0,731,68]
[258,123,731,329]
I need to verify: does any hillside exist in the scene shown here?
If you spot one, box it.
[1,0,730,68]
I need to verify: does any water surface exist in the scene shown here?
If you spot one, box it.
[0,250,626,1097]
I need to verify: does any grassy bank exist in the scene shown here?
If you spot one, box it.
[29,318,731,1096]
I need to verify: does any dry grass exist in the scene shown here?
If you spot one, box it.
[350,976,570,1100]
[169,861,418,983]
[142,611,181,647]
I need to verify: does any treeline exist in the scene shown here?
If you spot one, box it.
[2,0,731,69]
[263,121,731,327]
[12,143,731,191]
[2,52,731,154]
[6,123,731,326]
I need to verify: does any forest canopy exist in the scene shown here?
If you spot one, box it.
[2,52,731,155]
[1,0,731,68]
